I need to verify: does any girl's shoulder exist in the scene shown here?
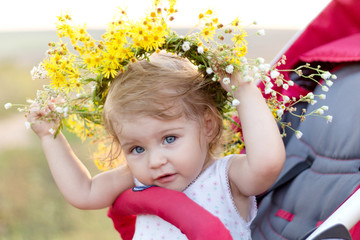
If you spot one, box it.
[201,154,247,181]
[220,154,247,168]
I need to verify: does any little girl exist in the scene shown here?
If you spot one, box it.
[28,52,285,239]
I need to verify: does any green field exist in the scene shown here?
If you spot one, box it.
[0,148,119,240]
[0,31,120,239]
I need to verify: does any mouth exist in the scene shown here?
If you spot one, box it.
[155,173,177,184]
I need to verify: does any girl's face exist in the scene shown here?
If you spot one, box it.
[115,114,213,191]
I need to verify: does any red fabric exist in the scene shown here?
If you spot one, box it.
[231,115,242,133]
[315,185,360,238]
[299,33,360,63]
[258,0,360,101]
[108,187,233,240]
[277,0,360,73]
[316,221,324,227]
[107,210,136,240]
[275,209,294,222]
[349,220,360,238]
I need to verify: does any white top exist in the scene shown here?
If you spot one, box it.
[133,155,257,240]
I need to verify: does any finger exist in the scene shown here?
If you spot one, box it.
[48,104,56,111]
[29,105,41,112]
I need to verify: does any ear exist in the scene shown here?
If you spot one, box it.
[203,109,217,141]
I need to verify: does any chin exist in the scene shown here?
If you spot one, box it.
[160,184,186,192]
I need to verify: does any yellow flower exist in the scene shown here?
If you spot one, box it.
[62,79,76,93]
[92,55,104,69]
[200,25,215,41]
[272,108,279,118]
[93,142,123,171]
[57,15,67,23]
[84,56,93,68]
[64,114,103,141]
[56,22,74,39]
[168,0,176,12]
[231,29,247,46]
[103,51,120,69]
[101,66,118,79]
[130,23,147,42]
[50,73,67,90]
[77,24,87,36]
[118,47,134,61]
[205,9,213,15]
[67,68,80,80]
[127,16,167,51]
[152,11,159,18]
[234,45,247,57]
[231,17,241,27]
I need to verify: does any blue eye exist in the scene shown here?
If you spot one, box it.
[164,136,176,144]
[132,146,145,154]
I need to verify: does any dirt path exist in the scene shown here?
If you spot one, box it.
[0,114,32,151]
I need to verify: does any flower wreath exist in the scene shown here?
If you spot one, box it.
[6,0,335,170]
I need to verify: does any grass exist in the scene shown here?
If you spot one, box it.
[0,61,42,119]
[0,35,121,239]
[0,134,120,240]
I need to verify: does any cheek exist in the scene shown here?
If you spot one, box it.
[128,162,152,184]
[197,132,210,154]
[126,159,145,177]
[179,141,207,170]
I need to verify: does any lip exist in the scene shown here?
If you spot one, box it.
[155,173,177,184]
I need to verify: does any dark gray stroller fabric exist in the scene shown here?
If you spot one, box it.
[251,63,360,240]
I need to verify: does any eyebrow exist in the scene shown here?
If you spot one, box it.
[159,126,185,134]
[120,126,185,148]
[120,141,136,150]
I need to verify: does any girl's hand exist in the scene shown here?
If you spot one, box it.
[27,104,60,138]
[220,71,252,100]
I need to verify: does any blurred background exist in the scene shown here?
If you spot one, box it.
[0,0,330,239]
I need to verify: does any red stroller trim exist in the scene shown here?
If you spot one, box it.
[108,187,233,240]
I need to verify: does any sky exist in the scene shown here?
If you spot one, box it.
[1,0,331,32]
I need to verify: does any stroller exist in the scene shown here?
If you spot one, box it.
[251,0,360,239]
[108,0,360,239]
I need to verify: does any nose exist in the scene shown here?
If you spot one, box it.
[148,149,167,169]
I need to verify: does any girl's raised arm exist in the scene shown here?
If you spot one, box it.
[221,73,286,197]
[28,106,134,209]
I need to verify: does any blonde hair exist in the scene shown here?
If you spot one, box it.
[103,52,224,160]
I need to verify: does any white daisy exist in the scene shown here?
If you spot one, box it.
[4,103,12,109]
[197,46,204,54]
[222,77,230,85]
[25,121,31,130]
[181,41,191,52]
[295,131,303,139]
[225,65,234,74]
[232,99,240,106]
[326,115,333,123]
